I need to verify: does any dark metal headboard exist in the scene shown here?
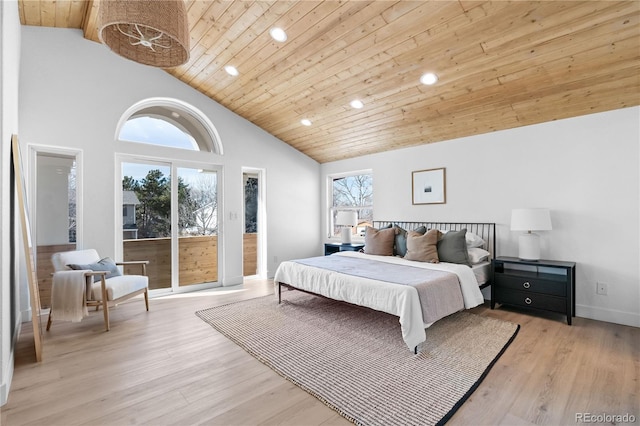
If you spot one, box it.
[372,221,496,261]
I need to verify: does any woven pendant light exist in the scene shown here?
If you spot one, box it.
[98,0,189,68]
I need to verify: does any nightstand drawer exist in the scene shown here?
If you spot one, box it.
[496,288,566,313]
[494,274,566,297]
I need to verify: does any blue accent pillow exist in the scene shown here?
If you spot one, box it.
[68,257,122,282]
[394,225,426,257]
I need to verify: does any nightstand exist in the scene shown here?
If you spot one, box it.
[324,243,364,256]
[491,256,576,325]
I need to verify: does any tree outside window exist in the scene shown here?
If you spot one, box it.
[122,169,217,239]
[330,172,373,239]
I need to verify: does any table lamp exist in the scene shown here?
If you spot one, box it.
[511,208,552,261]
[336,211,358,244]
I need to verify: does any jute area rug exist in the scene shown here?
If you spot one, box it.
[196,291,519,426]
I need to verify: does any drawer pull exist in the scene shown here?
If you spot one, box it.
[525,297,532,305]
[523,281,530,289]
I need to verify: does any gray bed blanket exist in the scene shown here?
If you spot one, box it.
[294,255,464,324]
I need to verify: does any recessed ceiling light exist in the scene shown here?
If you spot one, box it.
[301,118,312,126]
[270,27,287,42]
[350,99,364,109]
[420,72,438,85]
[224,65,239,76]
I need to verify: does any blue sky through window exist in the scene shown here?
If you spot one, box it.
[120,116,198,150]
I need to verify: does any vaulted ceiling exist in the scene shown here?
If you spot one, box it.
[18,1,640,163]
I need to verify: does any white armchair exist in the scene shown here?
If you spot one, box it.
[47,249,149,331]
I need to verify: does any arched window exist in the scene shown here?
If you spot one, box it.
[116,98,223,155]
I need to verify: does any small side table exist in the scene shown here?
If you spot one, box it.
[324,243,364,256]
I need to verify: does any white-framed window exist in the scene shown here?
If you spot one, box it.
[116,97,223,155]
[328,170,373,240]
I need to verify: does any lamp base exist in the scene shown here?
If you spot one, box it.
[518,232,540,261]
[340,227,352,244]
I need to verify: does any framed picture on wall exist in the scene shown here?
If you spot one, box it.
[412,167,446,205]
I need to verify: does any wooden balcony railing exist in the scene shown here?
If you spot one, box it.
[122,236,218,290]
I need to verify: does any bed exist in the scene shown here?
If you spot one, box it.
[274,221,496,352]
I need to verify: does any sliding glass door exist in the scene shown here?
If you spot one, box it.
[177,167,218,288]
[121,161,220,293]
[122,162,172,291]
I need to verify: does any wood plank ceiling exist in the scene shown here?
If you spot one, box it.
[18,1,640,163]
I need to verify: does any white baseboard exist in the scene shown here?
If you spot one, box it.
[0,356,13,406]
[576,304,640,328]
[1,319,22,406]
[21,308,32,323]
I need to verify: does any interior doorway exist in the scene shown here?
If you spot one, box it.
[242,168,265,278]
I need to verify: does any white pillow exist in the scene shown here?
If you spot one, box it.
[465,232,485,248]
[467,247,490,264]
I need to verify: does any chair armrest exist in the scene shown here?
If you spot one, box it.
[116,261,148,276]
[52,270,107,276]
[85,271,108,276]
[116,261,149,265]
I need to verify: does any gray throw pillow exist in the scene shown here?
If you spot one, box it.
[394,225,426,257]
[364,226,396,256]
[437,229,471,266]
[68,257,122,282]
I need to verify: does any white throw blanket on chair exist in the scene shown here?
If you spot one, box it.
[51,270,89,322]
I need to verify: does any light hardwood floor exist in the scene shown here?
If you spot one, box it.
[2,279,638,426]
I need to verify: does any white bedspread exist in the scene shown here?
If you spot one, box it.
[274,251,485,350]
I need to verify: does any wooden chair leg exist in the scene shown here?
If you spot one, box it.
[102,301,110,331]
[46,311,53,331]
[100,276,110,331]
[144,288,149,311]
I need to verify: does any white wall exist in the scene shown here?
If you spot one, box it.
[321,107,640,328]
[18,26,321,287]
[0,0,22,406]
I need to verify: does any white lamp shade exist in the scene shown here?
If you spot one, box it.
[335,211,358,227]
[511,208,552,232]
